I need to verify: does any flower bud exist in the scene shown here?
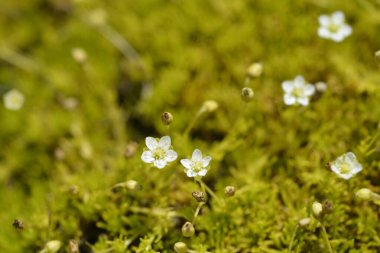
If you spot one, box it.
[312,202,323,218]
[124,142,138,158]
[12,219,24,230]
[298,217,311,227]
[200,100,218,114]
[71,48,87,64]
[3,89,25,111]
[192,191,206,202]
[315,82,327,92]
[174,242,188,253]
[41,240,62,253]
[247,62,263,78]
[125,180,141,191]
[322,200,333,214]
[356,188,372,200]
[224,186,236,197]
[241,87,254,102]
[161,112,173,125]
[181,221,195,237]
[69,240,79,253]
[375,50,380,63]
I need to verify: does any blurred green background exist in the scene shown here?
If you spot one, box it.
[0,0,380,252]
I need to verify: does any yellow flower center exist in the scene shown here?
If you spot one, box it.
[192,161,204,172]
[328,24,340,33]
[153,148,166,160]
[339,163,351,174]
[292,87,303,98]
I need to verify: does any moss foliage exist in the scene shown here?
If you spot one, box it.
[1,0,380,252]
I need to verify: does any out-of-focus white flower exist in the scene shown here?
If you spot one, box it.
[330,152,362,180]
[180,149,211,177]
[318,11,352,42]
[71,48,87,64]
[247,62,263,78]
[3,89,25,110]
[141,136,177,169]
[315,82,327,92]
[39,240,62,253]
[282,76,315,106]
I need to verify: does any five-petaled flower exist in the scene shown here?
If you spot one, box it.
[330,152,362,180]
[282,76,315,106]
[141,136,178,169]
[180,149,212,178]
[318,11,352,42]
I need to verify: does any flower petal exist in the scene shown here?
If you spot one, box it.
[318,15,330,26]
[186,170,197,177]
[202,156,212,167]
[332,11,345,24]
[282,81,294,93]
[159,136,171,150]
[344,152,357,163]
[297,97,309,106]
[146,137,158,150]
[198,169,208,176]
[318,27,331,39]
[141,151,154,163]
[192,149,202,161]
[284,94,296,105]
[304,84,316,96]
[165,150,178,162]
[154,159,167,169]
[180,159,192,169]
[294,76,305,88]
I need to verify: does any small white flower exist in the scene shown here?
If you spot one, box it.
[330,152,362,180]
[180,149,212,177]
[318,11,352,42]
[282,76,315,106]
[141,136,177,169]
[315,81,327,92]
[3,89,25,110]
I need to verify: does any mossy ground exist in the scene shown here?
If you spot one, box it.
[0,0,380,252]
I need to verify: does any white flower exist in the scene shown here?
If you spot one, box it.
[180,149,212,177]
[282,76,315,106]
[3,89,25,110]
[330,152,362,180]
[141,136,177,169]
[318,11,352,42]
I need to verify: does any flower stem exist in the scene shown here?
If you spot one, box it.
[288,225,299,253]
[192,202,204,224]
[184,110,202,137]
[320,222,334,253]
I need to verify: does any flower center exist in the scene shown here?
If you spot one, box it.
[292,87,304,98]
[339,163,351,174]
[153,148,166,160]
[328,24,340,33]
[192,161,204,172]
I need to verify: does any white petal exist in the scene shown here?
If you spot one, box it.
[344,152,357,163]
[332,11,345,24]
[304,84,315,96]
[198,169,208,176]
[165,150,177,162]
[339,25,352,37]
[331,33,344,42]
[352,163,363,174]
[154,159,167,169]
[202,156,212,167]
[192,149,202,161]
[294,76,305,88]
[159,136,171,150]
[141,151,154,163]
[186,170,197,177]
[318,15,330,26]
[339,173,353,180]
[318,27,331,39]
[297,97,309,106]
[180,159,192,169]
[282,81,294,93]
[284,94,296,105]
[145,137,158,150]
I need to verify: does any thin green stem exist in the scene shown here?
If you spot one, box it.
[197,179,223,205]
[192,202,204,224]
[288,225,299,253]
[184,110,202,137]
[320,222,334,253]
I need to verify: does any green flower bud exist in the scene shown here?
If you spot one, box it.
[40,240,62,253]
[241,87,254,102]
[200,100,219,114]
[356,188,372,200]
[174,242,188,253]
[12,219,24,230]
[322,200,333,214]
[181,221,195,237]
[161,112,173,125]
[224,186,236,197]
